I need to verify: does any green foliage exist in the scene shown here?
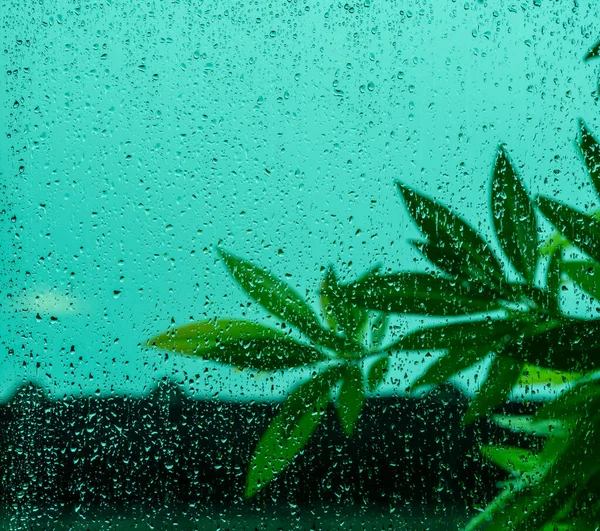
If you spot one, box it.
[146,252,400,496]
[146,114,600,526]
[491,145,538,284]
[245,365,343,498]
[467,380,600,530]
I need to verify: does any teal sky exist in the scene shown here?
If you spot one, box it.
[1,0,599,401]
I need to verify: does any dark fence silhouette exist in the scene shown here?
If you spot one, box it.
[0,381,538,517]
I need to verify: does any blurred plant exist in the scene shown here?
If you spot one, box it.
[345,119,600,417]
[145,36,600,528]
[465,378,600,530]
[341,119,600,529]
[146,120,600,513]
[146,253,393,497]
[457,120,600,530]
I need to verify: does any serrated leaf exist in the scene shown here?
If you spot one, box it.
[492,415,568,437]
[320,266,368,342]
[385,318,528,353]
[336,364,365,436]
[411,348,483,390]
[578,119,600,198]
[218,249,359,356]
[562,259,600,299]
[536,197,600,263]
[218,249,327,344]
[397,181,505,288]
[145,319,327,370]
[463,356,522,425]
[584,39,600,61]
[481,445,539,474]
[409,238,474,279]
[517,364,582,388]
[499,318,600,372]
[491,145,538,283]
[347,272,504,316]
[479,422,600,531]
[370,313,389,348]
[245,366,342,497]
[367,355,389,392]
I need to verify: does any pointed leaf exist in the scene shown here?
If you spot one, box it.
[336,364,365,436]
[370,313,389,348]
[385,318,529,353]
[245,366,342,497]
[320,266,368,342]
[492,415,568,437]
[517,364,582,388]
[545,247,563,311]
[481,445,539,474]
[578,119,600,198]
[409,238,475,279]
[145,319,327,370]
[465,487,515,531]
[218,249,357,355]
[479,423,600,531]
[536,381,600,422]
[584,39,600,61]
[491,145,538,283]
[347,272,503,316]
[367,355,389,392]
[499,318,600,372]
[411,348,483,390]
[463,356,522,425]
[536,197,600,263]
[397,182,505,287]
[562,259,600,299]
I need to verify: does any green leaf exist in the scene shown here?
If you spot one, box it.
[517,364,583,388]
[465,487,515,531]
[145,319,327,370]
[545,247,563,312]
[218,249,329,347]
[499,318,600,372]
[492,415,568,437]
[535,381,600,422]
[411,349,483,390]
[562,259,600,299]
[480,422,600,531]
[584,39,600,61]
[397,181,505,287]
[578,119,600,198]
[463,356,522,425]
[409,238,478,280]
[367,355,389,392]
[370,313,389,348]
[536,197,600,263]
[245,366,342,497]
[481,445,539,474]
[385,318,528,353]
[336,364,365,436]
[491,145,538,283]
[320,266,368,342]
[347,272,504,316]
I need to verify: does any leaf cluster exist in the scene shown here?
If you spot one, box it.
[146,251,392,497]
[144,83,600,527]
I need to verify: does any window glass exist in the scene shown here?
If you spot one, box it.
[3,2,599,529]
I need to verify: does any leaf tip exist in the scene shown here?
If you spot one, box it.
[395,180,412,198]
[461,410,478,427]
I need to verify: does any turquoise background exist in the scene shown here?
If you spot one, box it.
[2,0,599,401]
